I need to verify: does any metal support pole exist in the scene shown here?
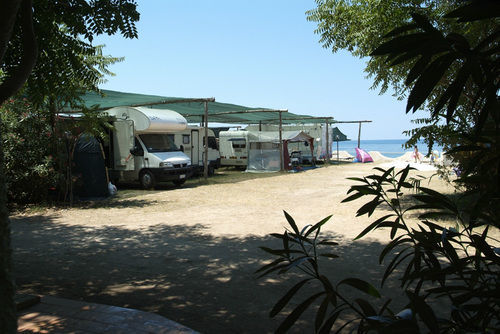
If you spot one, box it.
[325,119,330,164]
[203,102,209,180]
[259,120,262,131]
[357,122,362,148]
[279,111,283,171]
[336,137,339,164]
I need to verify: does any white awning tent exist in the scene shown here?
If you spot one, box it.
[246,130,314,172]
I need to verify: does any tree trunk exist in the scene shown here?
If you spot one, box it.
[0,120,17,333]
[0,1,22,64]
[0,0,37,104]
[0,1,36,331]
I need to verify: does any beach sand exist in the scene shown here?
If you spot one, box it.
[10,159,492,333]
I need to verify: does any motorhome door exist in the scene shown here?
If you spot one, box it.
[191,129,200,165]
[112,119,135,171]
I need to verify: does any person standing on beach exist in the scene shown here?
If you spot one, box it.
[413,146,421,163]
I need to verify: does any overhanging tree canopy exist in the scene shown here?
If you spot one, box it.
[1,1,141,332]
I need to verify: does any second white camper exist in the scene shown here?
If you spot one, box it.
[219,130,249,167]
[171,126,220,175]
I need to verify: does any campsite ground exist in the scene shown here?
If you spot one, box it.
[10,162,495,333]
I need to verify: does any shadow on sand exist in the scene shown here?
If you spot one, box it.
[12,216,409,333]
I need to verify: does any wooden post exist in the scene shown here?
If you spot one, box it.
[325,119,330,164]
[203,102,209,179]
[279,111,283,171]
[336,138,339,164]
[357,122,362,148]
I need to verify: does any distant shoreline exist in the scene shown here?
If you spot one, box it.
[334,139,443,159]
[342,138,407,141]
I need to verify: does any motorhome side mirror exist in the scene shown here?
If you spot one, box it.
[130,146,144,156]
[180,145,184,152]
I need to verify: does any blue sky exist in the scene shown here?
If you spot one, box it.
[93,0,425,140]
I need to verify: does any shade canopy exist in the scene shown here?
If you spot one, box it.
[75,90,331,124]
[247,130,314,143]
[332,127,348,141]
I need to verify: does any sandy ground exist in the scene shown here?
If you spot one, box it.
[10,160,484,333]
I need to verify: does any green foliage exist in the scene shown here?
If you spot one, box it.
[259,166,500,332]
[260,1,499,332]
[3,25,125,117]
[371,9,499,128]
[0,99,56,203]
[372,1,500,223]
[306,0,456,96]
[0,3,132,205]
[257,212,386,333]
[306,0,498,155]
[0,0,139,107]
[23,32,124,111]
[38,0,140,42]
[0,2,140,332]
[0,98,110,205]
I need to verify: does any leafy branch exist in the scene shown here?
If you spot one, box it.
[258,165,500,333]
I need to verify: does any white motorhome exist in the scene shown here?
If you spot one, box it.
[105,106,194,189]
[219,130,249,167]
[171,126,220,175]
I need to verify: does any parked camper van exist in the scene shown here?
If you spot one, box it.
[105,106,193,189]
[219,130,249,167]
[172,126,220,175]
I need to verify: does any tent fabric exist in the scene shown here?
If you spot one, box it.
[75,89,327,124]
[247,123,347,162]
[283,141,290,169]
[74,134,103,153]
[247,145,281,172]
[246,124,348,142]
[73,134,109,198]
[246,131,314,172]
[283,138,314,170]
[355,147,373,163]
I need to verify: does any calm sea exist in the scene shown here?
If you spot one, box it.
[334,139,443,158]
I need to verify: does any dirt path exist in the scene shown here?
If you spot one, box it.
[11,163,459,333]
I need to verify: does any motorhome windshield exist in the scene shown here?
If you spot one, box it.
[139,134,179,152]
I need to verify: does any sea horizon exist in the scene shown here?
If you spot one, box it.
[335,139,443,158]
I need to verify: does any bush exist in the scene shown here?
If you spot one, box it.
[258,1,499,332]
[258,166,499,333]
[0,98,57,204]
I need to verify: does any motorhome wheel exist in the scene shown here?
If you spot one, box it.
[139,170,156,189]
[173,179,186,186]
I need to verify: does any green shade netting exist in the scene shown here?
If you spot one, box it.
[247,130,314,143]
[332,127,348,141]
[75,89,330,124]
